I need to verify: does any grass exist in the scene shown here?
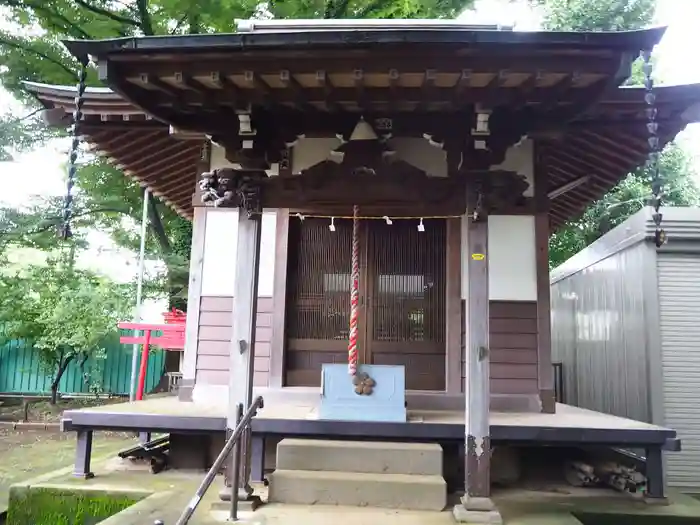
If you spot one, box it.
[0,428,137,515]
[6,486,142,525]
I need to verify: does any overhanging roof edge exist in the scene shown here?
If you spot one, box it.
[61,25,667,62]
[25,81,700,122]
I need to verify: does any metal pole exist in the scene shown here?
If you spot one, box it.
[129,188,150,402]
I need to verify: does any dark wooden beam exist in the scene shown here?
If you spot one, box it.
[111,131,170,164]
[142,85,600,109]
[388,69,400,111]
[259,167,467,213]
[119,140,201,176]
[173,72,210,94]
[416,69,437,112]
[353,69,368,111]
[314,70,340,112]
[279,70,313,111]
[117,52,622,79]
[137,73,181,98]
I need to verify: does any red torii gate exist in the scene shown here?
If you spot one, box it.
[119,309,186,400]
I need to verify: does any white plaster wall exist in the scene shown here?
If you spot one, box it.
[291,137,448,177]
[388,138,447,177]
[292,137,341,174]
[460,214,537,301]
[210,143,239,170]
[493,139,534,197]
[200,209,277,297]
[487,215,537,301]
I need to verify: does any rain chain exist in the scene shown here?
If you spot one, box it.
[642,49,667,248]
[60,61,88,240]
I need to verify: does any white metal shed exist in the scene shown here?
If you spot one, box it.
[550,206,700,490]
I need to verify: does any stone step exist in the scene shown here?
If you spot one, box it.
[276,438,443,476]
[268,469,447,511]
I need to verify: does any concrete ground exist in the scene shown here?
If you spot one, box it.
[495,488,700,524]
[8,456,700,524]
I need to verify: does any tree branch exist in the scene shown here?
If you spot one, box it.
[72,0,142,28]
[135,0,155,35]
[326,0,352,18]
[0,206,133,240]
[170,13,189,34]
[7,0,94,39]
[0,38,79,81]
[353,0,397,18]
[147,193,172,253]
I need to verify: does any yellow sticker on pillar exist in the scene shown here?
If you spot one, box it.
[471,253,485,261]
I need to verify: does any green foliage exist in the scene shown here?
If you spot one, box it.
[0,112,58,161]
[536,0,700,267]
[7,486,141,525]
[549,143,700,269]
[535,0,656,31]
[0,257,132,402]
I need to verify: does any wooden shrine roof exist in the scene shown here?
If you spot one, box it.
[21,24,700,226]
[61,26,666,132]
[25,79,700,227]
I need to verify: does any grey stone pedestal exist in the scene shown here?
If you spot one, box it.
[453,496,502,524]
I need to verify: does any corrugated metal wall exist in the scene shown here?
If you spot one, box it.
[0,333,166,396]
[551,243,651,423]
[658,254,700,489]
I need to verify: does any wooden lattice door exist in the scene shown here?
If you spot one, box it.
[365,219,447,391]
[284,216,446,390]
[284,217,358,386]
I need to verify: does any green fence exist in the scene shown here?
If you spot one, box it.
[0,333,166,396]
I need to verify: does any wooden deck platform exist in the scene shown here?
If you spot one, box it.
[61,394,679,499]
[62,394,679,449]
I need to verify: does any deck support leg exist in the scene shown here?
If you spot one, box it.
[73,430,95,479]
[139,432,151,444]
[251,435,266,482]
[454,212,501,524]
[644,446,667,503]
[221,209,263,512]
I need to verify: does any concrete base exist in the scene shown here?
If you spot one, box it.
[644,496,670,506]
[277,439,442,476]
[268,469,447,511]
[460,496,497,512]
[452,506,503,524]
[453,496,502,524]
[211,497,262,513]
[217,486,262,511]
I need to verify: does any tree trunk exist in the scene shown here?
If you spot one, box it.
[50,356,73,405]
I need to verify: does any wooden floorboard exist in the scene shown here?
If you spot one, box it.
[61,396,676,447]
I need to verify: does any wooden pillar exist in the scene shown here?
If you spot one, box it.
[227,210,262,498]
[464,215,490,498]
[455,211,499,522]
[534,143,555,413]
[73,430,94,479]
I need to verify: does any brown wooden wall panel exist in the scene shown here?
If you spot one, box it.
[195,295,274,387]
[461,300,539,394]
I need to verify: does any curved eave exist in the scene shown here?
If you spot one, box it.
[62,26,667,61]
[546,83,700,230]
[25,80,700,226]
[87,128,203,220]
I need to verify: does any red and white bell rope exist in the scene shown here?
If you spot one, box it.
[348,205,360,377]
